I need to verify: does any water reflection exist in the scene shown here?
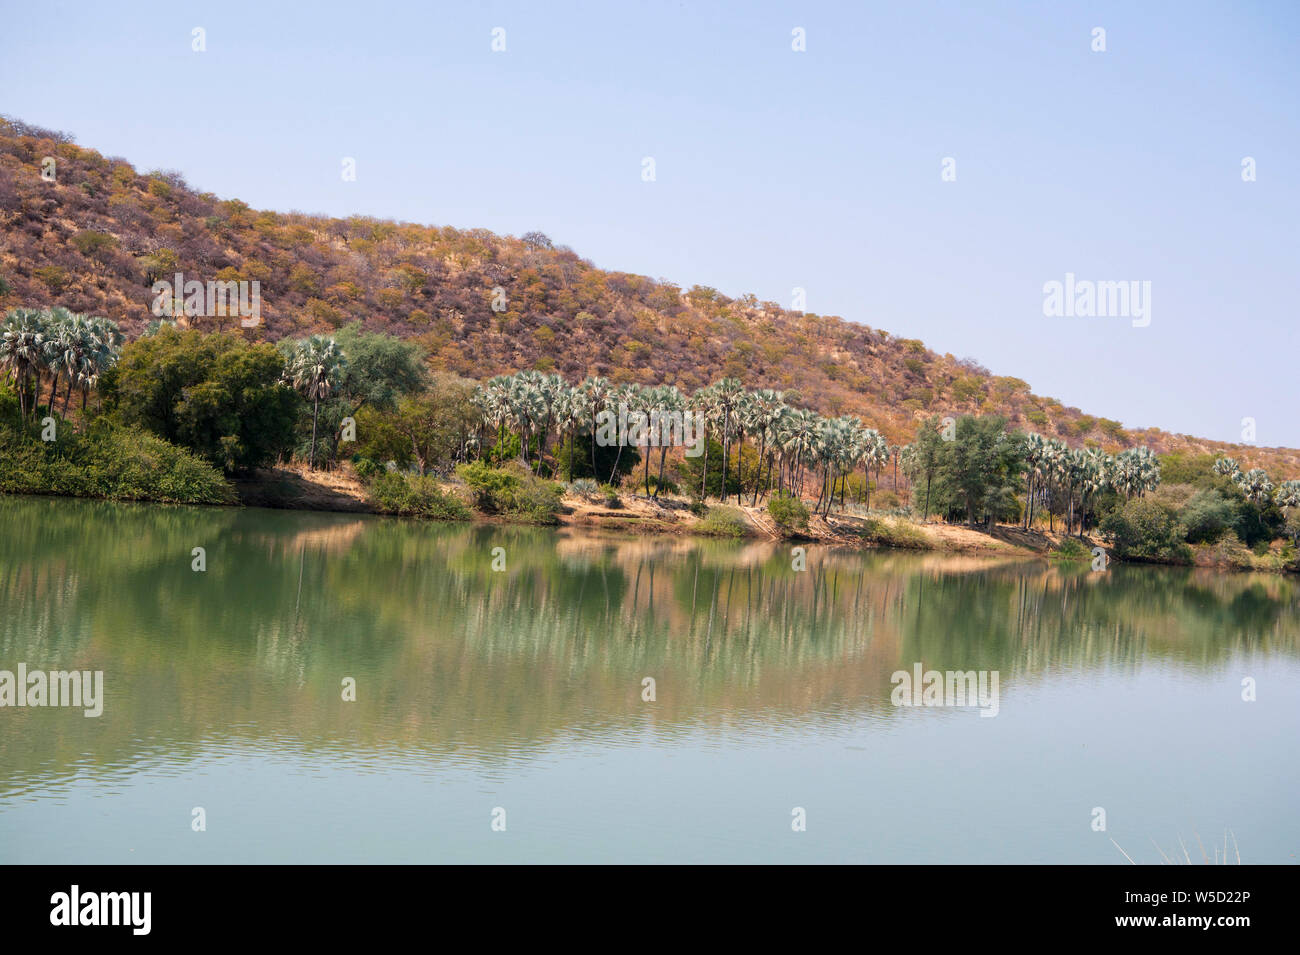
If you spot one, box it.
[1,495,1297,798]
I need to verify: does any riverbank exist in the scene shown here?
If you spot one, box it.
[251,465,1299,572]
[5,454,1293,572]
[230,464,1103,561]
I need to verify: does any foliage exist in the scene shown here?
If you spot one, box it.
[1101,498,1192,564]
[453,461,563,524]
[767,492,810,533]
[367,471,470,521]
[1049,537,1092,561]
[353,372,478,475]
[567,478,599,499]
[1179,489,1235,544]
[0,408,231,505]
[102,326,298,473]
[697,506,750,537]
[857,516,931,549]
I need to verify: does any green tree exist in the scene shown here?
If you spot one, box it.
[284,335,347,470]
[102,327,299,473]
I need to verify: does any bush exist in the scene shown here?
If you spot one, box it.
[454,461,563,524]
[859,516,932,549]
[1180,489,1234,544]
[508,471,565,524]
[1050,537,1092,561]
[455,460,519,512]
[600,484,622,509]
[367,471,470,521]
[352,456,385,481]
[767,493,810,533]
[1101,498,1192,564]
[0,416,232,505]
[568,478,599,499]
[698,506,750,538]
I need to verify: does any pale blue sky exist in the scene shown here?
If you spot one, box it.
[3,0,1297,445]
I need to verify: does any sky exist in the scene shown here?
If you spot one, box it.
[3,0,1297,446]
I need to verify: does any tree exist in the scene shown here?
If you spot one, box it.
[102,326,298,472]
[332,322,426,416]
[1235,468,1274,509]
[902,416,946,521]
[0,308,47,421]
[373,373,479,475]
[285,336,347,470]
[944,415,1022,526]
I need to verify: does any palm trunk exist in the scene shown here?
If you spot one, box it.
[720,416,729,501]
[608,442,624,486]
[734,433,744,505]
[310,396,320,470]
[700,427,709,500]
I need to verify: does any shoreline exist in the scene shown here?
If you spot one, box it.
[5,464,1295,575]
[226,465,1300,574]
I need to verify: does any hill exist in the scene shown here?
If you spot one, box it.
[1,115,1295,476]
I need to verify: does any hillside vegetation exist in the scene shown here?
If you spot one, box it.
[0,115,1295,474]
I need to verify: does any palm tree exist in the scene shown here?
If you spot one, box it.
[580,376,613,480]
[46,309,105,416]
[1275,479,1300,511]
[0,308,48,421]
[778,407,819,500]
[473,376,512,461]
[556,384,588,481]
[608,382,642,486]
[1041,438,1068,531]
[1235,468,1274,509]
[1021,432,1046,529]
[1113,446,1159,500]
[80,316,121,411]
[745,389,786,505]
[533,372,568,472]
[40,307,71,413]
[287,336,348,470]
[506,372,546,470]
[1076,447,1108,535]
[1276,480,1300,545]
[814,415,855,517]
[710,378,744,503]
[1212,457,1241,480]
[858,428,888,511]
[650,384,685,499]
[691,384,717,500]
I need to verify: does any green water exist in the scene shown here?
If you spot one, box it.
[1,495,1296,863]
